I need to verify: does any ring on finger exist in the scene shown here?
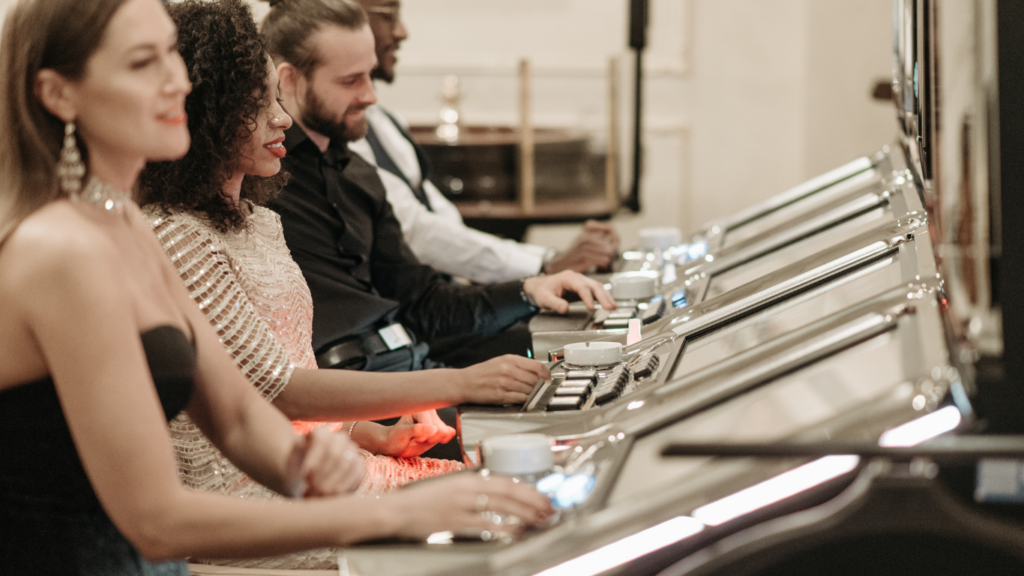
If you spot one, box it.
[475,493,489,512]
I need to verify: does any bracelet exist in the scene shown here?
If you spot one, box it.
[346,421,357,436]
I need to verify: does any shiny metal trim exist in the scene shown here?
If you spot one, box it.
[487,231,933,444]
[716,168,886,251]
[619,286,949,447]
[467,239,944,453]
[670,240,896,339]
[708,156,876,240]
[531,220,918,360]
[652,310,899,411]
[493,317,935,575]
[685,191,889,279]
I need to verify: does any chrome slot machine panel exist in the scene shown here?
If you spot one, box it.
[708,156,891,258]
[692,190,896,304]
[341,283,963,576]
[531,194,923,365]
[707,152,886,251]
[463,219,938,454]
[530,206,902,347]
[528,150,919,350]
[614,151,887,277]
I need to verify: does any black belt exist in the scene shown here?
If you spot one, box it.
[316,325,430,372]
[315,337,369,369]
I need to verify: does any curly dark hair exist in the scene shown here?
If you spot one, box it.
[138,0,286,233]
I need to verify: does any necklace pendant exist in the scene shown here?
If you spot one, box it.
[72,177,131,216]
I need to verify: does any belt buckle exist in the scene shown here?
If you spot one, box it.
[377,323,412,351]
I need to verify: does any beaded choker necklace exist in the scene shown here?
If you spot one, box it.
[71,177,132,216]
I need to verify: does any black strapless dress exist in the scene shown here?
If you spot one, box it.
[0,326,196,575]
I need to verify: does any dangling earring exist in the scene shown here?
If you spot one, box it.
[56,121,86,195]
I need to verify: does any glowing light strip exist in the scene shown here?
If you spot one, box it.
[533,516,704,576]
[690,407,963,528]
[691,455,860,526]
[878,405,962,447]
[537,408,963,574]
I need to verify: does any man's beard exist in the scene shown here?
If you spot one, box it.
[370,65,394,83]
[300,86,368,143]
[371,45,396,83]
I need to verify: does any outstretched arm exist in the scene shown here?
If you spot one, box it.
[277,353,549,422]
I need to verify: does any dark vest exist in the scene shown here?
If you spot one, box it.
[364,109,434,211]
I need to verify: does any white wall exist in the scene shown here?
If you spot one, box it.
[804,0,895,176]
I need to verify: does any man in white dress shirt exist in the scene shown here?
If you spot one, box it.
[349,0,618,284]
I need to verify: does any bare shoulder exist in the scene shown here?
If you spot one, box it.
[4,201,118,268]
[0,201,126,310]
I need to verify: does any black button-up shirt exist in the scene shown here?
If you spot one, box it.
[270,124,535,353]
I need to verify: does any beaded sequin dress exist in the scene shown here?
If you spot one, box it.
[146,204,462,569]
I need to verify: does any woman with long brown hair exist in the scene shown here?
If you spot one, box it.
[0,0,552,573]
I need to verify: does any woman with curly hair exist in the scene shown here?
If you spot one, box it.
[139,1,553,568]
[0,0,552,573]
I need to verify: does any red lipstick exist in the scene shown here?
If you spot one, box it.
[158,111,187,126]
[264,136,286,159]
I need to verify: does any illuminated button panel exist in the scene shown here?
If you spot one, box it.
[670,290,688,308]
[601,299,668,329]
[541,354,660,412]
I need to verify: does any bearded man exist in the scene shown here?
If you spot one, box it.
[262,0,615,375]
